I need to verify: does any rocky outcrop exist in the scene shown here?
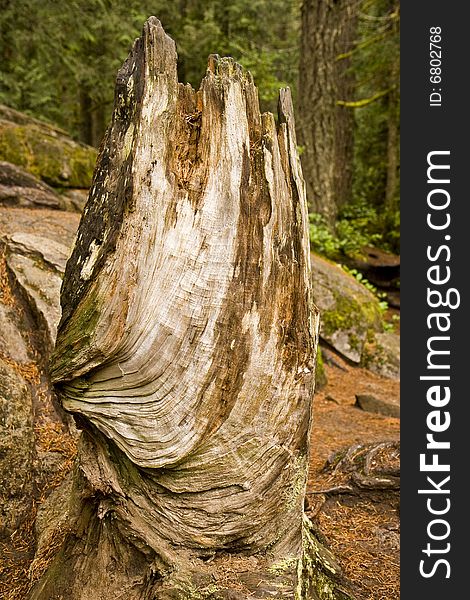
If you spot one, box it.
[310,253,400,379]
[0,207,80,586]
[0,104,97,189]
[0,161,65,209]
[0,358,35,537]
[0,161,89,213]
[6,233,70,348]
[0,208,79,352]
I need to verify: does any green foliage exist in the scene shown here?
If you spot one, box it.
[352,99,387,204]
[308,200,383,260]
[336,201,383,254]
[380,207,400,253]
[308,213,341,259]
[350,0,400,226]
[175,0,300,111]
[1,0,148,136]
[0,0,300,143]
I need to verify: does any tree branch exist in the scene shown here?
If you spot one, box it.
[337,87,394,108]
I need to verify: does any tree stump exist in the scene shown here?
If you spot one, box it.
[28,18,349,600]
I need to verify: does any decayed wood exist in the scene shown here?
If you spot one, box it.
[27,17,339,599]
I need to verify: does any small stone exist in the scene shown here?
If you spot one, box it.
[355,394,400,418]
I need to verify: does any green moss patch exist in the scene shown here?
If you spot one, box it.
[0,120,97,188]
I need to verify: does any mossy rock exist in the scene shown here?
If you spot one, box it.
[0,104,97,189]
[0,161,67,209]
[311,253,384,363]
[361,332,400,380]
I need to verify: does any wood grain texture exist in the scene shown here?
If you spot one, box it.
[32,18,326,599]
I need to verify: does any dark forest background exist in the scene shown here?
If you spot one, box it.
[0,0,400,256]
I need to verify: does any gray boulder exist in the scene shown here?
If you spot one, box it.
[0,359,34,537]
[0,206,80,548]
[311,253,384,363]
[7,252,63,348]
[0,160,65,210]
[355,393,400,418]
[0,104,97,189]
[1,217,77,348]
[362,332,400,380]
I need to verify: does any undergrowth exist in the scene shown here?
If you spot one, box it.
[308,201,400,260]
[309,202,400,331]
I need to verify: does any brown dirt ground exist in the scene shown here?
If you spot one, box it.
[307,353,400,600]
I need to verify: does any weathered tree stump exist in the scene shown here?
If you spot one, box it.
[28,18,350,599]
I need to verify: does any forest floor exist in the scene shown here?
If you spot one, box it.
[1,306,400,600]
[306,346,400,600]
[2,361,400,600]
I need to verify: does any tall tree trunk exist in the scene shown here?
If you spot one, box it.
[297,0,358,226]
[79,87,107,148]
[334,9,356,216]
[385,82,398,210]
[26,18,351,600]
[90,102,107,149]
[385,3,400,211]
[79,87,93,146]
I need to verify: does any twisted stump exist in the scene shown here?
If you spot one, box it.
[30,18,352,600]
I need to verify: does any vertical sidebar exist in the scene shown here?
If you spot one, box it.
[401,4,468,598]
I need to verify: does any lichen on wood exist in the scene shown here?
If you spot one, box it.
[27,17,344,599]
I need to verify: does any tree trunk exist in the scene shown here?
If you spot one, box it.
[334,8,356,216]
[297,0,357,225]
[385,83,398,211]
[385,3,400,212]
[26,17,352,600]
[79,86,108,148]
[79,86,93,147]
